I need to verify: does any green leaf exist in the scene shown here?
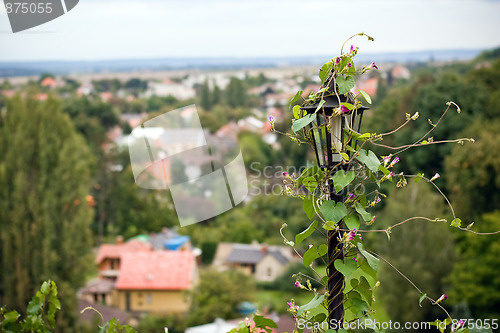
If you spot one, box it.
[340,102,354,110]
[355,276,373,305]
[3,310,20,323]
[303,244,328,267]
[320,201,348,223]
[310,313,327,324]
[350,131,371,142]
[351,297,370,315]
[295,220,318,245]
[292,113,316,132]
[40,281,50,295]
[336,76,356,95]
[302,176,318,193]
[354,202,372,222]
[289,90,303,107]
[356,149,380,173]
[334,258,357,279]
[292,105,302,119]
[340,153,350,161]
[319,62,333,84]
[27,296,43,314]
[378,164,390,176]
[358,89,372,104]
[419,293,427,307]
[344,213,360,230]
[297,294,325,315]
[451,218,462,228]
[415,173,425,183]
[356,256,377,287]
[331,170,355,193]
[315,99,326,113]
[302,197,317,220]
[357,242,379,271]
[254,315,278,330]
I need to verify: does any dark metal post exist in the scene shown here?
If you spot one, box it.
[327,177,344,329]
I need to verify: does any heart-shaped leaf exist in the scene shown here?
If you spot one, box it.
[332,170,355,193]
[344,213,360,230]
[320,201,348,223]
[337,75,356,94]
[303,244,328,267]
[334,258,357,279]
[356,149,380,173]
[302,176,318,193]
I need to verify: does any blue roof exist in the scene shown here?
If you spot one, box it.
[164,235,190,250]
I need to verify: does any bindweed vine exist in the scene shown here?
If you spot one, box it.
[266,33,500,333]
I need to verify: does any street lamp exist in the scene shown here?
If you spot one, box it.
[301,80,367,328]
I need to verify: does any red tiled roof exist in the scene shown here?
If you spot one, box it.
[95,240,151,264]
[116,251,195,290]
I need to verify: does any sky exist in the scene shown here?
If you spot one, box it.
[1,0,500,61]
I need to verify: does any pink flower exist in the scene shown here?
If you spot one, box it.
[308,244,313,249]
[369,62,378,70]
[335,57,341,65]
[389,157,400,168]
[383,155,391,166]
[339,105,350,113]
[268,116,274,122]
[294,281,303,288]
[164,328,169,333]
[431,173,440,181]
[346,62,352,68]
[350,45,354,53]
[376,197,381,204]
[287,301,299,310]
[348,228,356,241]
[456,320,464,329]
[348,193,356,200]
[282,172,288,177]
[436,294,447,303]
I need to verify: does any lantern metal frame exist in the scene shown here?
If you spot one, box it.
[301,84,367,328]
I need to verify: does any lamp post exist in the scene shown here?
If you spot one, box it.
[301,80,367,329]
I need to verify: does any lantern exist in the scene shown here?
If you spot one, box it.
[301,79,368,328]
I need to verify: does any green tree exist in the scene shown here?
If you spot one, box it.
[200,79,212,111]
[226,77,247,108]
[212,82,221,106]
[62,96,119,150]
[373,182,455,325]
[0,94,94,332]
[186,269,255,326]
[444,119,500,221]
[447,211,500,319]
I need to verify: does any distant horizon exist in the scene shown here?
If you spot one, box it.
[0,47,491,64]
[0,48,487,78]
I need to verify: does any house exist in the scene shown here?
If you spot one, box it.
[212,242,296,282]
[114,250,198,313]
[79,277,115,305]
[95,238,152,281]
[145,79,195,100]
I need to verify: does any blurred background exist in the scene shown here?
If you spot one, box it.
[1,0,500,332]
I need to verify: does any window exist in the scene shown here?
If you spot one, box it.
[146,293,152,304]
